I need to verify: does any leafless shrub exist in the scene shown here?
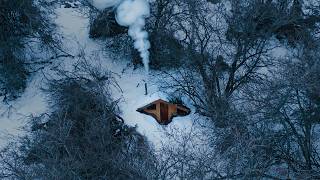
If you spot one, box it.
[0,0,62,101]
[0,59,157,179]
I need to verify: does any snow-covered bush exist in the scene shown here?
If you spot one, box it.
[0,61,157,179]
[148,32,186,69]
[226,0,320,47]
[0,52,28,101]
[0,0,59,101]
[89,8,127,38]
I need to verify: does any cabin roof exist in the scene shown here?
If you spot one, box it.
[136,99,190,125]
[137,99,166,111]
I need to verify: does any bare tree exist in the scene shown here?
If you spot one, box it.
[160,0,273,128]
[155,125,221,180]
[159,0,320,179]
[243,45,320,178]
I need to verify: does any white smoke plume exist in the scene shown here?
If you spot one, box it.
[91,0,151,73]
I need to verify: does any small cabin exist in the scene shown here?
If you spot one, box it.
[137,99,190,125]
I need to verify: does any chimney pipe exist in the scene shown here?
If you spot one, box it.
[144,82,148,95]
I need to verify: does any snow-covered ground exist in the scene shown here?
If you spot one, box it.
[0,4,199,149]
[0,77,48,147]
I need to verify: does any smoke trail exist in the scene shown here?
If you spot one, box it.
[92,0,151,73]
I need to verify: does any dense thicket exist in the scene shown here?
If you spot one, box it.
[89,8,127,38]
[0,0,58,101]
[0,62,157,179]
